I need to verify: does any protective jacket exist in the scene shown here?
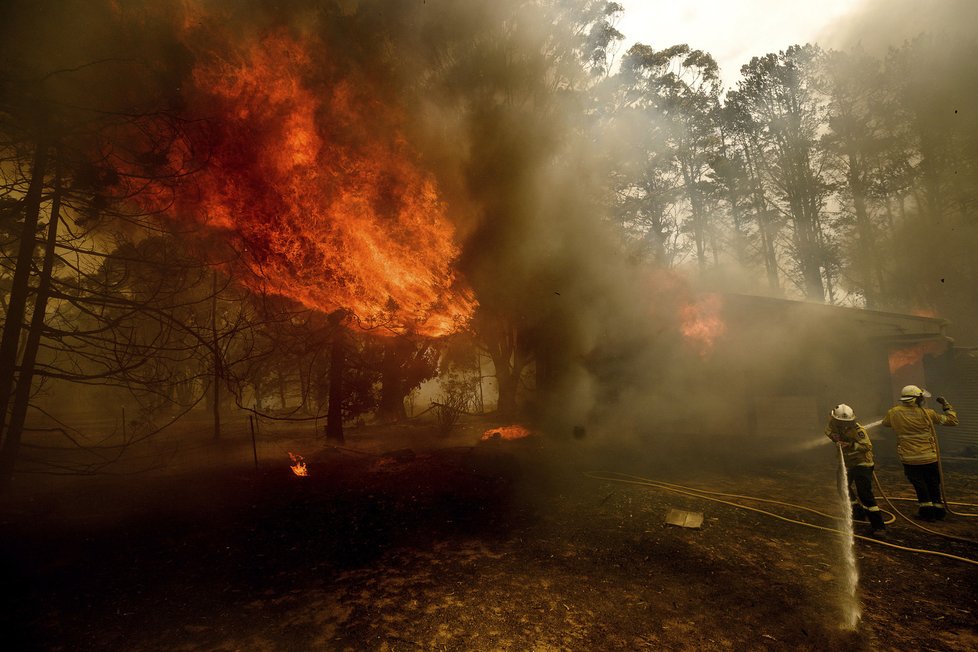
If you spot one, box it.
[882,402,958,464]
[824,420,874,468]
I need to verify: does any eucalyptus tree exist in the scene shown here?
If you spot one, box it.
[877,35,978,338]
[655,46,723,270]
[733,45,834,301]
[818,49,893,308]
[599,45,686,267]
[600,44,724,271]
[717,94,788,293]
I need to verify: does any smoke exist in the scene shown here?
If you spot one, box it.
[163,0,710,449]
[818,0,978,346]
[8,2,822,456]
[368,2,692,432]
[7,0,966,464]
[818,0,978,53]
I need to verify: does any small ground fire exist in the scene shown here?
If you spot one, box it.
[288,452,308,477]
[480,425,532,441]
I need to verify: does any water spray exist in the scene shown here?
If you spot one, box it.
[835,445,862,630]
[791,418,884,454]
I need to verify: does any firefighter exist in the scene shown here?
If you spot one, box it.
[825,403,886,534]
[882,385,959,521]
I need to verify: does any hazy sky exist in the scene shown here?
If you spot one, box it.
[615,0,862,89]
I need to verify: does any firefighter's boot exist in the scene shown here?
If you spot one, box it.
[916,505,936,522]
[867,510,886,535]
[933,504,947,521]
[851,504,868,522]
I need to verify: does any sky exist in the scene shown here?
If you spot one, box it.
[614,0,862,89]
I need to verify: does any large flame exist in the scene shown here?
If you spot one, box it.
[117,5,474,336]
[888,341,945,373]
[680,293,725,357]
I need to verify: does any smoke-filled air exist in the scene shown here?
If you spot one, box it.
[2,0,977,649]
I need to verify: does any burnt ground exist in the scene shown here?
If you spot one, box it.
[2,418,978,651]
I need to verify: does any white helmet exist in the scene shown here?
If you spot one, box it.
[831,404,855,421]
[900,385,931,402]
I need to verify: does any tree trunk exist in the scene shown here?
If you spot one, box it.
[252,379,263,413]
[277,367,287,409]
[0,142,48,456]
[377,339,409,423]
[211,269,221,440]
[848,152,884,308]
[298,363,311,414]
[742,143,780,292]
[325,319,346,444]
[476,353,485,414]
[482,321,522,418]
[759,212,780,293]
[495,369,518,417]
[0,151,59,492]
[790,193,826,301]
[488,340,521,418]
[680,160,708,271]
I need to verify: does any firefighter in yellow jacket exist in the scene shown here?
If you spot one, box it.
[825,404,885,534]
[882,384,959,521]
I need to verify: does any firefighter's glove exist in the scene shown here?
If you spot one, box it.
[936,396,951,411]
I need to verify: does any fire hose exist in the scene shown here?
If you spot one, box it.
[872,472,978,546]
[584,471,978,567]
[933,419,978,518]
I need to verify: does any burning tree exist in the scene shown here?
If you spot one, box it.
[121,2,481,441]
[0,0,803,489]
[125,8,477,335]
[0,0,483,485]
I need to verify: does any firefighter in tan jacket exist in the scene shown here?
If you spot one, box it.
[825,404,885,534]
[882,384,959,521]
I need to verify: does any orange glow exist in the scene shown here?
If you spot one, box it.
[888,341,945,373]
[288,452,308,477]
[680,294,726,357]
[481,425,532,441]
[117,4,475,336]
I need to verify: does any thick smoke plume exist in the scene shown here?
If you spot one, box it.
[149,1,704,440]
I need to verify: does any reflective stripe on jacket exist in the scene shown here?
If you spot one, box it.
[824,420,874,467]
[882,403,959,465]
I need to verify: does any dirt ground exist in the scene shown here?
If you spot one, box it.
[2,416,977,651]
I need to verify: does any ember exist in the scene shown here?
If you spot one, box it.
[288,452,308,477]
[481,425,532,441]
